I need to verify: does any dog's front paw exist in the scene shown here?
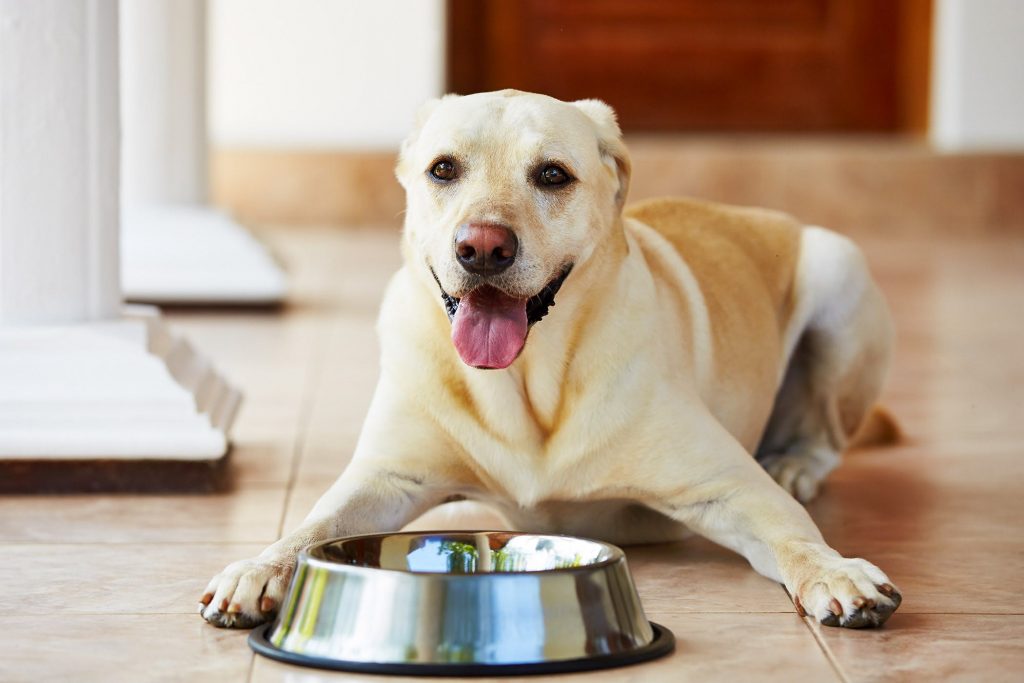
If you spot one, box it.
[792,557,902,628]
[199,555,294,629]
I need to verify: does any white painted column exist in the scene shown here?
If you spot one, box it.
[0,0,240,474]
[0,0,121,324]
[119,0,286,305]
[121,0,208,204]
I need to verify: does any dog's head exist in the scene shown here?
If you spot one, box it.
[396,90,631,370]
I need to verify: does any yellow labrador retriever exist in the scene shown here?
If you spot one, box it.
[200,90,901,630]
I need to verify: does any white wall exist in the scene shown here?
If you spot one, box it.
[931,0,1024,150]
[208,0,445,150]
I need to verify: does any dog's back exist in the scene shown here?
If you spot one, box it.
[624,197,804,449]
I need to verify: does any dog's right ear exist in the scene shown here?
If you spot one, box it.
[396,95,457,189]
[572,99,631,208]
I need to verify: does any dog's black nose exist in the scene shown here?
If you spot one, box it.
[454,223,518,276]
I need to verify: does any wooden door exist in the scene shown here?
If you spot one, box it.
[447,0,930,132]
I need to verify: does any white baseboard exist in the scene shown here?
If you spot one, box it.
[121,204,287,305]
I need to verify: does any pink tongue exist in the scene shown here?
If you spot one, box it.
[451,287,528,369]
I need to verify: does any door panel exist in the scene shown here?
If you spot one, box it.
[447,0,928,132]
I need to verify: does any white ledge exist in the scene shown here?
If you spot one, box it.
[0,306,241,459]
[121,204,288,305]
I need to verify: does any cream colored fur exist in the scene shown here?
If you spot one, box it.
[200,90,901,630]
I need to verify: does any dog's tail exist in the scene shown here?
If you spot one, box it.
[849,405,902,449]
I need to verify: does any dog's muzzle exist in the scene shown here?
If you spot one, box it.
[430,266,573,327]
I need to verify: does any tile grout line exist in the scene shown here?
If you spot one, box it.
[783,585,851,683]
[801,616,852,683]
[249,303,342,683]
[274,317,338,541]
[245,649,257,683]
[0,540,283,546]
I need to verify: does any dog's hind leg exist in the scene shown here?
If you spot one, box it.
[756,227,894,502]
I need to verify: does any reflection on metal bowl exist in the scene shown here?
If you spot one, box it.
[248,531,674,675]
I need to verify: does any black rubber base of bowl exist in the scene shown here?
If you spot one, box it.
[249,621,675,676]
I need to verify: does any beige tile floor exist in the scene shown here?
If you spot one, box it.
[1,223,1022,683]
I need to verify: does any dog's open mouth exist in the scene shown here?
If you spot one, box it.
[431,266,572,370]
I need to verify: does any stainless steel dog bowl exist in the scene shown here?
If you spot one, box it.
[249,531,674,675]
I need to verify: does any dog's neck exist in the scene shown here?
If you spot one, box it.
[507,216,649,436]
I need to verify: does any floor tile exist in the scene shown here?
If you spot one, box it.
[226,401,304,486]
[0,542,267,615]
[0,487,288,544]
[0,614,252,683]
[819,537,1024,616]
[807,614,1024,683]
[809,448,1024,546]
[626,538,795,615]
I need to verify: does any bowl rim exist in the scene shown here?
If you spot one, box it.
[299,529,628,577]
[250,620,675,675]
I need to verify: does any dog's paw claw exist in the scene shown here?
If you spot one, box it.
[199,556,293,630]
[851,596,875,610]
[794,595,807,617]
[873,586,902,616]
[878,582,900,602]
[795,558,902,629]
[201,607,268,630]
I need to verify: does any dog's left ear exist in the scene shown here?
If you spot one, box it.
[573,99,632,208]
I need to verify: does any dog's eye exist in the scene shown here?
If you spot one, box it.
[429,159,458,182]
[538,164,571,187]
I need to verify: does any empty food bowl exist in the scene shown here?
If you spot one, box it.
[249,531,674,675]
